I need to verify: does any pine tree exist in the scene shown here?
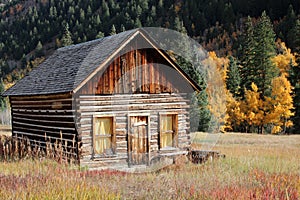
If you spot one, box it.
[222,3,235,30]
[120,24,126,32]
[134,18,142,28]
[35,41,44,57]
[102,0,110,20]
[79,9,85,22]
[61,23,73,47]
[253,11,279,97]
[96,31,104,39]
[94,15,101,28]
[284,5,297,47]
[239,16,256,94]
[226,56,241,97]
[110,24,116,35]
[173,16,186,34]
[289,19,300,133]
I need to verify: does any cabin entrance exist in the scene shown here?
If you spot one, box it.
[128,115,149,166]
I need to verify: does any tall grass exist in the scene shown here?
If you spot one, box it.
[0,132,299,199]
[0,134,78,164]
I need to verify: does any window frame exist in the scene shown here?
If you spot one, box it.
[159,112,178,150]
[92,115,116,157]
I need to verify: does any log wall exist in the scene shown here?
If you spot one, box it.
[78,93,190,169]
[10,93,77,157]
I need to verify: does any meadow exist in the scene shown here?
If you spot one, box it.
[0,132,299,199]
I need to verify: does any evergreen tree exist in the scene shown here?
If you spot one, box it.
[222,3,235,30]
[284,5,297,47]
[96,31,104,39]
[289,19,300,133]
[79,8,85,22]
[61,23,73,47]
[289,19,300,53]
[173,16,187,34]
[226,56,241,97]
[110,24,116,35]
[253,11,279,97]
[94,15,101,29]
[134,18,142,28]
[102,0,110,20]
[239,16,256,95]
[35,41,44,57]
[120,24,126,32]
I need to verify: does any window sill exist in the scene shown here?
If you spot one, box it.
[159,146,179,151]
[92,154,117,160]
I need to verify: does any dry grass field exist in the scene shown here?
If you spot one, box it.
[0,132,299,199]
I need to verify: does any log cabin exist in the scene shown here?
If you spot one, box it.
[3,28,201,170]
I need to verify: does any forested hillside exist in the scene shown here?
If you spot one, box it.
[0,0,299,133]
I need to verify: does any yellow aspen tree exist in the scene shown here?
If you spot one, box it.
[226,92,245,131]
[264,75,294,134]
[272,41,297,76]
[239,83,265,133]
[207,51,229,81]
[204,52,229,132]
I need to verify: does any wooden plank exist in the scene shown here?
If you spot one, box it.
[79,92,188,99]
[79,103,189,112]
[78,97,189,106]
[13,112,74,119]
[10,93,72,101]
[14,125,76,137]
[154,63,160,93]
[149,60,154,93]
[10,98,73,105]
[13,121,76,131]
[80,109,189,117]
[113,58,118,93]
[109,63,114,94]
[13,116,75,127]
[13,130,76,144]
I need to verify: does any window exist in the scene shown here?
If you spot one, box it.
[159,114,178,149]
[93,116,115,156]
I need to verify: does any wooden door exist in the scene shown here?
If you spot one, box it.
[128,116,149,165]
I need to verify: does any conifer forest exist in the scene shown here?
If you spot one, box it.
[0,0,300,134]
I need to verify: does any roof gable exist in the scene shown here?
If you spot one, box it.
[3,28,200,96]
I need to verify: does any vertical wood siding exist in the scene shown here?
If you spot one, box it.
[79,48,189,95]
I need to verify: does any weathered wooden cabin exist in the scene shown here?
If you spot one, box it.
[3,28,201,170]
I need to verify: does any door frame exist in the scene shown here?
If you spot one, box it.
[127,113,151,166]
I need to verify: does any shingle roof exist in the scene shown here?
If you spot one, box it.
[3,29,138,96]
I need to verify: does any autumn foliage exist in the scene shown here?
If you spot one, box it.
[203,49,294,134]
[208,40,296,134]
